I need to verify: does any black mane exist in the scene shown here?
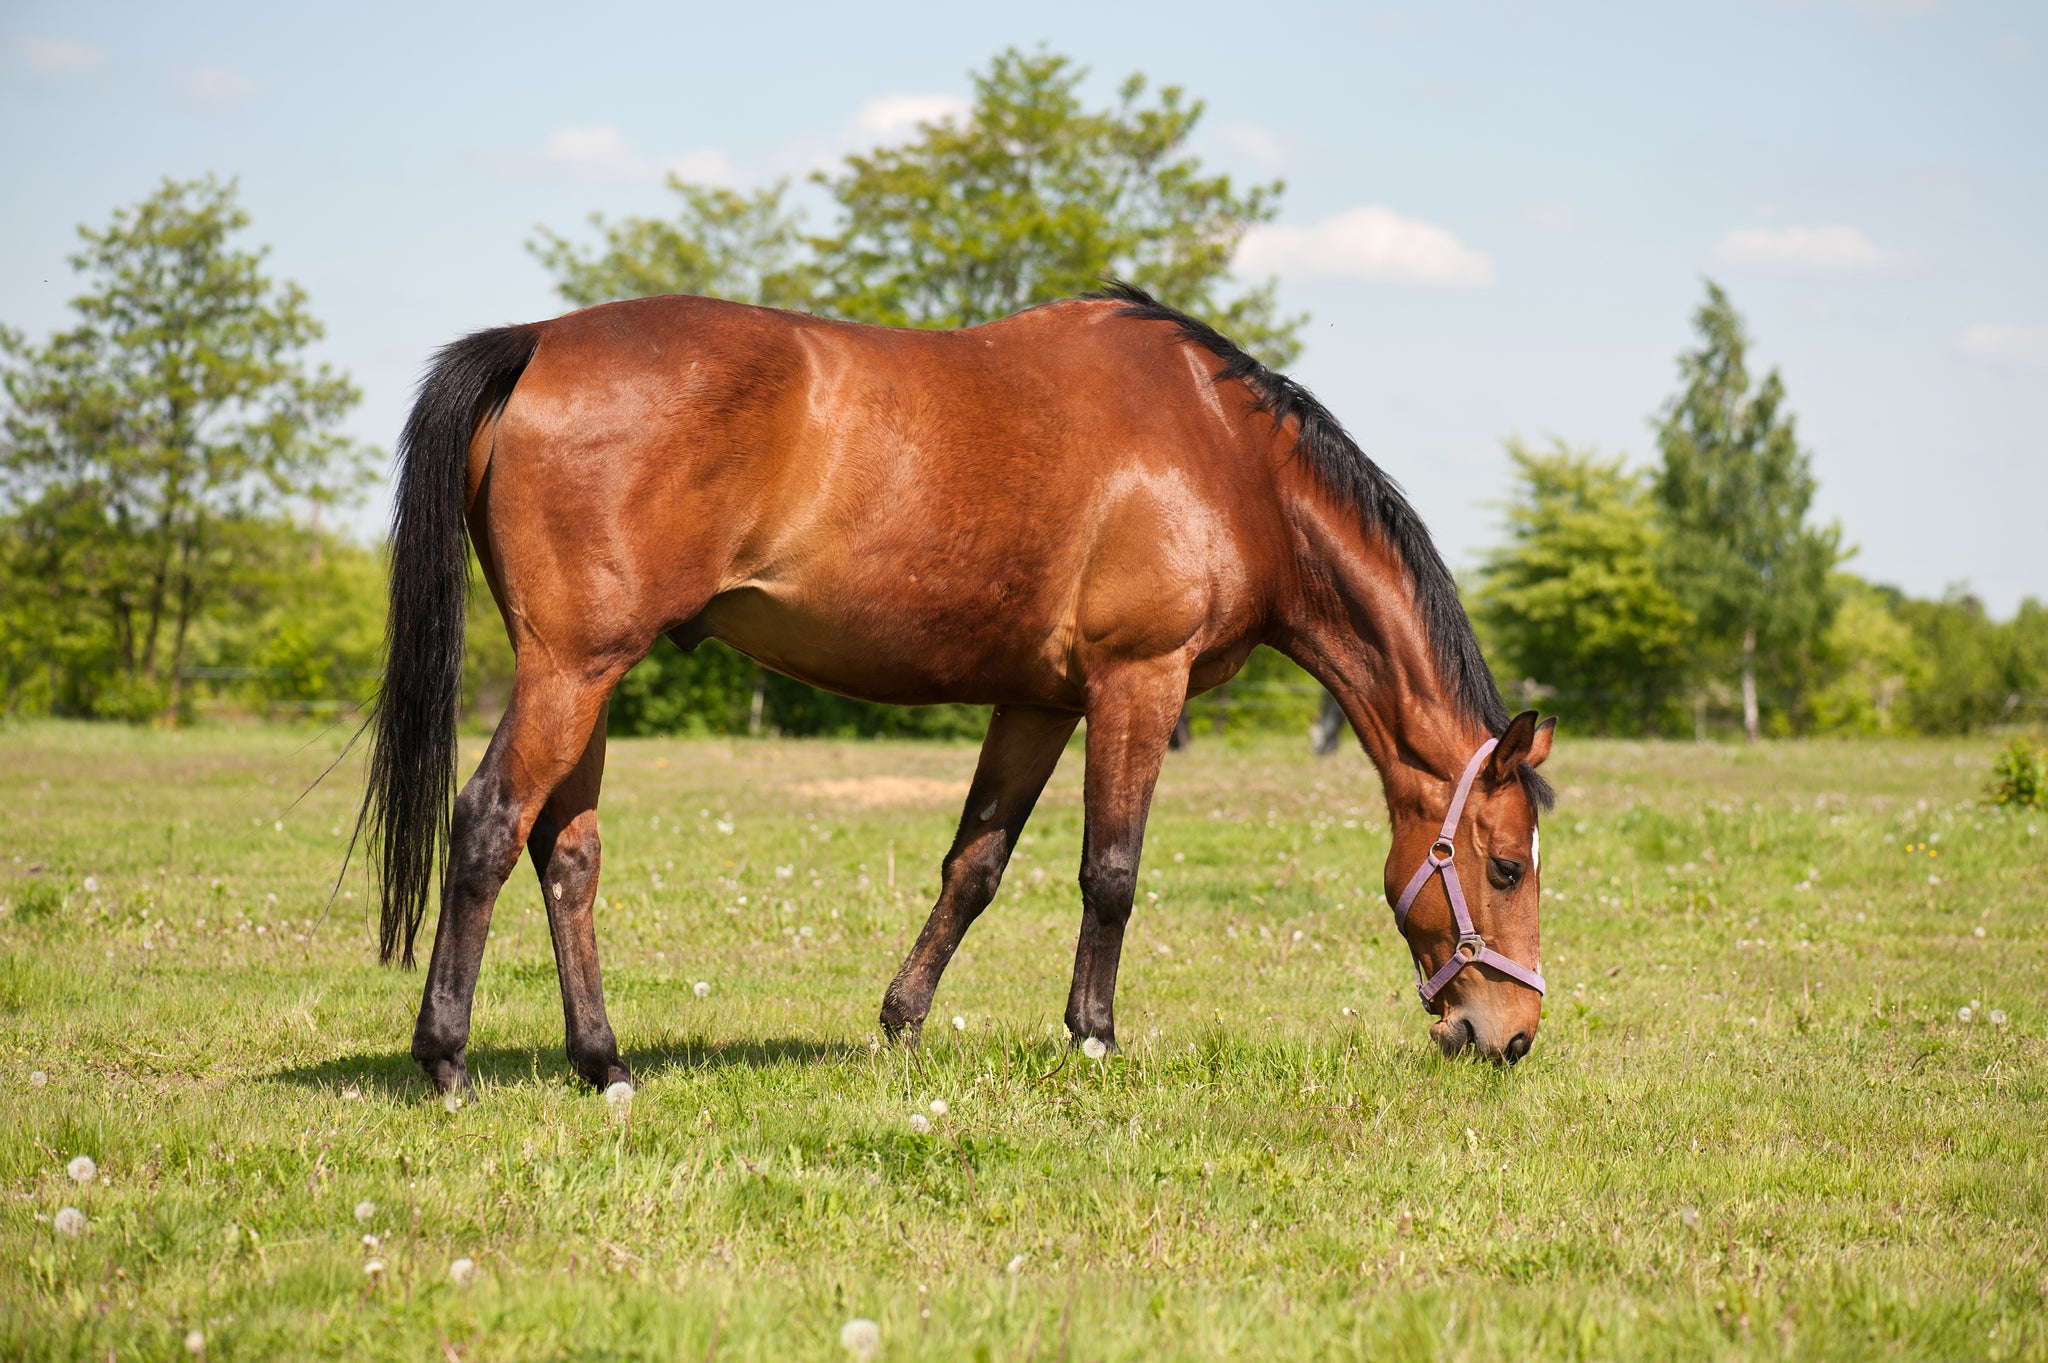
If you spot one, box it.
[1088,280,1552,809]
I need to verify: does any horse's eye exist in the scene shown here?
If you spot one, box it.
[1488,856,1524,889]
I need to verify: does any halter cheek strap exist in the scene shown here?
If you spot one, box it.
[1392,738,1547,1007]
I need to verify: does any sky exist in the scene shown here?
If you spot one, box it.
[2,0,2043,613]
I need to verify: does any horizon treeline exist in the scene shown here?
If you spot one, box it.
[3,52,2042,740]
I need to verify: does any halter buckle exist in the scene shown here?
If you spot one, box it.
[1454,934,1485,962]
[1429,837,1456,865]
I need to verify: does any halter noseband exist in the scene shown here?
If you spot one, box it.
[1392,738,1547,1008]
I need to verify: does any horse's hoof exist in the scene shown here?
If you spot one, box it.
[419,1056,471,1097]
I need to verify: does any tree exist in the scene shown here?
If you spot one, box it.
[0,177,372,719]
[1472,439,1692,733]
[529,47,1302,364]
[528,182,818,311]
[1651,281,1839,741]
[817,48,1299,362]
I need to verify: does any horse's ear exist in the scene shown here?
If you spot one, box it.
[1488,712,1555,783]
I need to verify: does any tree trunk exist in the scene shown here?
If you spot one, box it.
[1740,625,1760,743]
[1692,691,1707,743]
[748,671,767,736]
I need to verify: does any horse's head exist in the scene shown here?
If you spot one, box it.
[1384,711,1555,1065]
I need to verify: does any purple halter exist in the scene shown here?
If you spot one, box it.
[1392,738,1547,1008]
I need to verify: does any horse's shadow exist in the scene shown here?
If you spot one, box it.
[269,1035,865,1100]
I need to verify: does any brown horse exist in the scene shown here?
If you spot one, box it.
[360,283,1554,1096]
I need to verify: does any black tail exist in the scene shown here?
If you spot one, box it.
[359,324,540,967]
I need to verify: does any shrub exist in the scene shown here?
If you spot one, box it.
[1987,737,2046,807]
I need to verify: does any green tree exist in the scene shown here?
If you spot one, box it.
[1652,280,1840,740]
[1472,439,1692,733]
[0,177,372,719]
[1808,576,1921,734]
[530,47,1301,363]
[529,181,819,311]
[817,48,1298,362]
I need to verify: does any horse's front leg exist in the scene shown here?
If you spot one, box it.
[1066,662,1188,1051]
[880,704,1077,1045]
[526,708,629,1089]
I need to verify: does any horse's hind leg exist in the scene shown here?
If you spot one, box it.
[525,706,629,1089]
[879,704,1077,1046]
[412,667,615,1096]
[1066,663,1187,1051]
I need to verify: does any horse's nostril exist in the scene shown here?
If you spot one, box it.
[1504,1032,1531,1065]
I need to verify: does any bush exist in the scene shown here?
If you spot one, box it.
[1988,738,2046,807]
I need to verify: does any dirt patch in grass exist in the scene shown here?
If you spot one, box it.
[786,775,968,807]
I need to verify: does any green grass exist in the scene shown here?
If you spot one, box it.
[1,721,2043,1361]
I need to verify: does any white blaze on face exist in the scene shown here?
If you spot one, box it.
[1532,826,1541,874]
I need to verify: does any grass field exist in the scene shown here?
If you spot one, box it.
[2,721,2044,1361]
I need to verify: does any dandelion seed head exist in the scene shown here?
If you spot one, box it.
[53,1206,85,1236]
[928,1099,947,1117]
[82,876,98,894]
[443,1091,464,1114]
[361,1234,378,1251]
[839,1318,881,1360]
[1989,1009,2008,1026]
[1006,1253,1027,1275]
[28,1070,47,1087]
[907,1112,931,1134]
[354,1200,376,1223]
[184,1328,206,1355]
[1080,1036,1107,1061]
[693,980,711,998]
[448,1256,476,1285]
[363,1258,385,1278]
[951,1015,965,1032]
[604,1080,634,1111]
[341,1084,362,1101]
[1958,1006,1973,1022]
[1679,1206,1701,1230]
[66,1155,96,1184]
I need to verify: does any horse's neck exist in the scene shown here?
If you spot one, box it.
[1277,488,1486,818]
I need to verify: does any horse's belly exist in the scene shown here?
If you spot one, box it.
[695,582,1083,710]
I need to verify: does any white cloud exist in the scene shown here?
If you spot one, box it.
[1235,206,1495,288]
[177,66,258,105]
[1956,323,2048,373]
[537,125,739,185]
[1708,224,1916,275]
[1218,122,1288,170]
[17,36,105,74]
[851,93,969,145]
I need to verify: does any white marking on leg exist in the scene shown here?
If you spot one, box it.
[552,881,564,901]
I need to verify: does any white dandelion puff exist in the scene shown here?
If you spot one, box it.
[605,1080,634,1114]
[341,1084,362,1101]
[184,1328,206,1355]
[82,876,99,894]
[361,1234,379,1251]
[1679,1206,1700,1229]
[907,1112,931,1134]
[28,1070,47,1087]
[1973,926,1986,938]
[448,1256,476,1285]
[929,1099,948,1117]
[1958,1006,1973,1022]
[363,1258,386,1279]
[1989,1009,2008,1026]
[1080,1036,1108,1061]
[839,1318,881,1360]
[67,1155,97,1184]
[54,1206,86,1236]
[354,1200,376,1223]
[1006,1253,1027,1275]
[443,1091,464,1114]
[693,981,711,998]
[951,1015,965,1032]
